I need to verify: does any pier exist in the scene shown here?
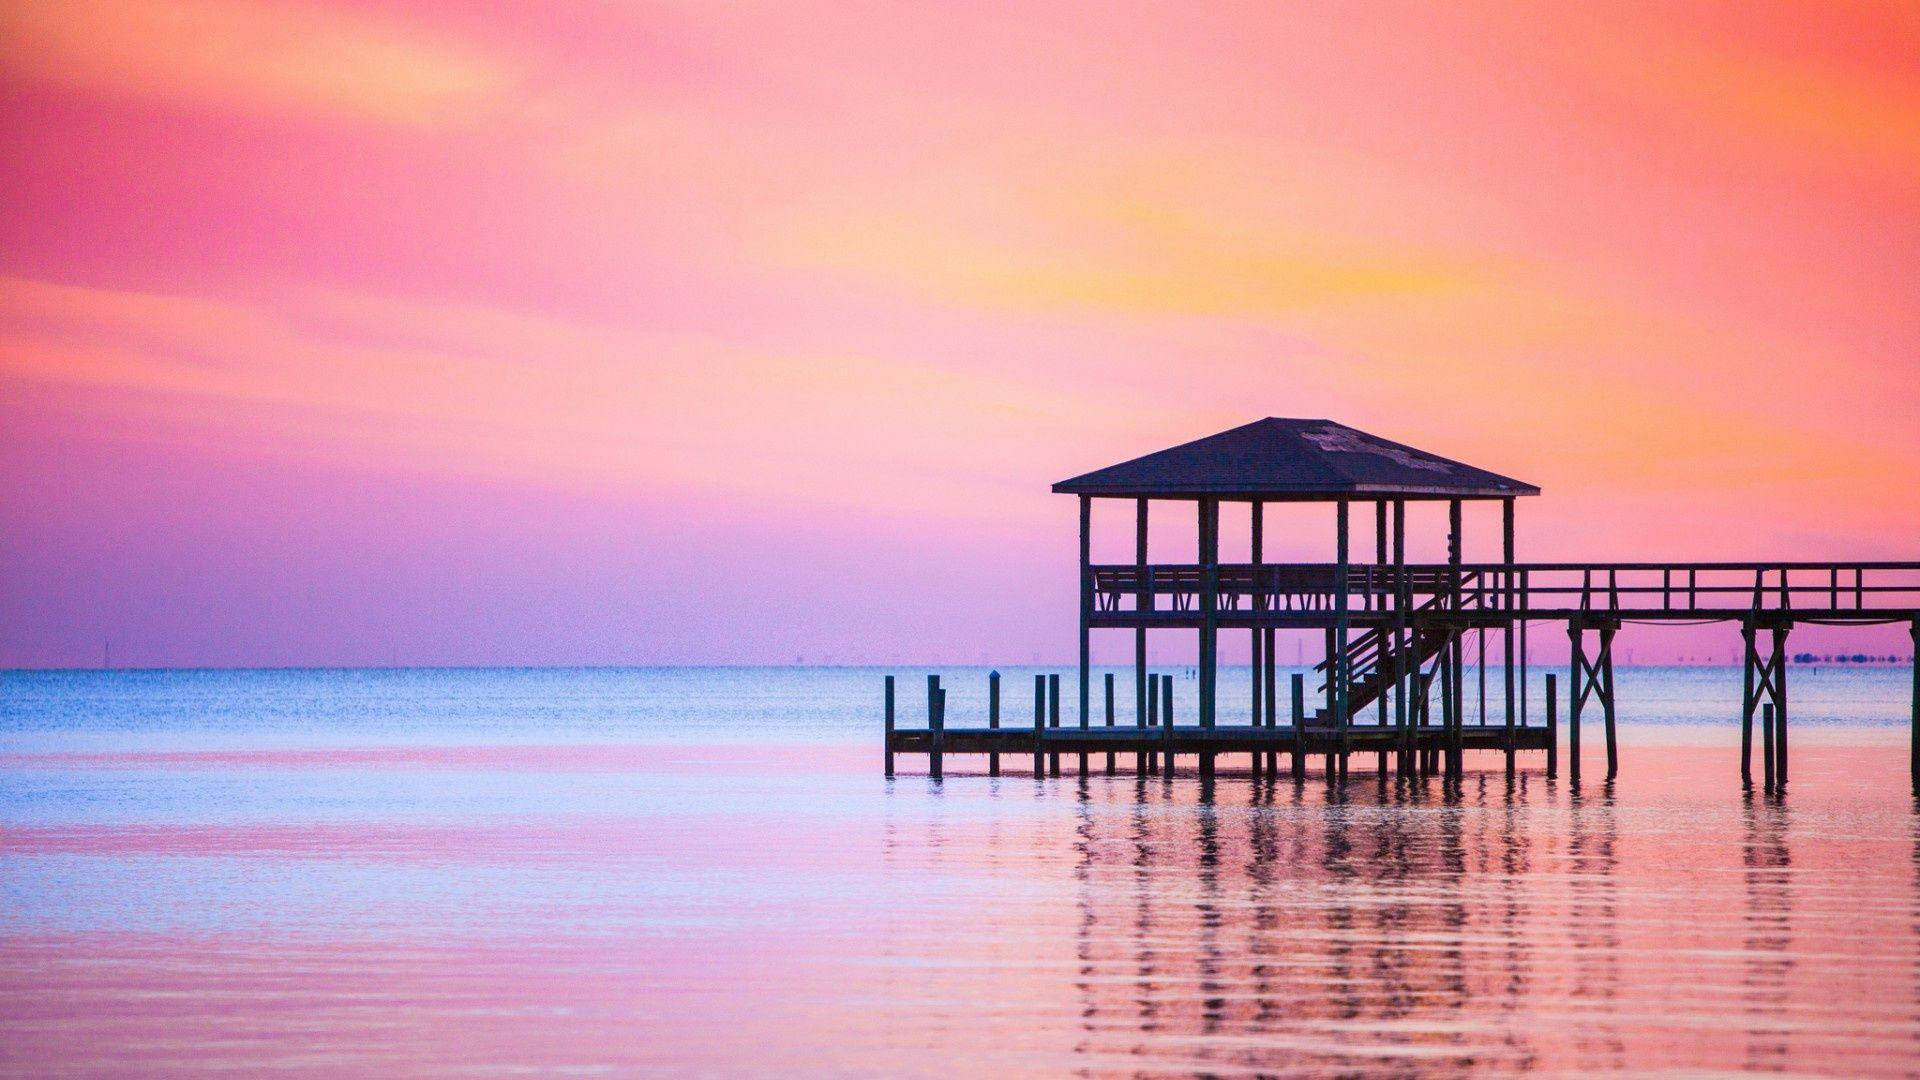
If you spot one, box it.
[885,419,1920,790]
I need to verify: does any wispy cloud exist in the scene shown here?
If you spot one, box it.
[1,0,510,125]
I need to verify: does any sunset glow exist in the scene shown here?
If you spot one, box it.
[3,1,1916,665]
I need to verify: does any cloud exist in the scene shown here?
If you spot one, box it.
[1,0,510,126]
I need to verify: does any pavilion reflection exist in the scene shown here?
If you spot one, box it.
[1058,770,1625,1077]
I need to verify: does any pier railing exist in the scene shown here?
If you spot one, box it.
[1091,562,1920,619]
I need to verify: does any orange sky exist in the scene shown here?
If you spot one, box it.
[2,1,1917,665]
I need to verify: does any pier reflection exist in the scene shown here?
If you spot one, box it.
[867,739,1918,1077]
[1051,771,1648,1076]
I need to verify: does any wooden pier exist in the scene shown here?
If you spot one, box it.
[884,419,1920,790]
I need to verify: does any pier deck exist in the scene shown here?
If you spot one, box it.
[889,723,1552,757]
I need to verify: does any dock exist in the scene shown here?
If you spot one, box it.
[883,419,1920,790]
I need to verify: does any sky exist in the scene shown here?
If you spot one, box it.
[2,1,1917,667]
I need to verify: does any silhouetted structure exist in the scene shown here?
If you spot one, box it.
[887,419,1920,792]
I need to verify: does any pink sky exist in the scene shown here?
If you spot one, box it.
[2,1,1917,666]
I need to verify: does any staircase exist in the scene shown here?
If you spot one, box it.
[1312,593,1457,722]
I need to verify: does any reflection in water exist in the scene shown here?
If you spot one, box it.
[7,732,1920,1076]
[1741,792,1793,1073]
[886,748,1920,1078]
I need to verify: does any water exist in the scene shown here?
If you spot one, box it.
[3,665,1917,1076]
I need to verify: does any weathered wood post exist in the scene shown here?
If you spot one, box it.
[988,670,1000,777]
[1148,672,1161,777]
[1291,672,1306,781]
[1104,671,1116,775]
[1439,633,1455,782]
[1135,669,1148,778]
[1198,498,1219,780]
[1545,672,1558,779]
[1909,618,1919,793]
[1135,498,1150,781]
[1264,627,1278,775]
[1503,498,1516,777]
[1079,494,1092,780]
[1393,500,1411,778]
[1771,625,1788,787]
[1049,672,1061,777]
[1251,501,1264,781]
[1376,499,1390,779]
[928,675,944,780]
[1033,673,1045,777]
[1447,498,1464,781]
[1601,624,1619,781]
[1568,624,1583,786]
[1761,701,1776,792]
[1162,673,1175,776]
[1324,629,1338,778]
[879,672,894,772]
[1741,621,1756,786]
[1334,498,1350,783]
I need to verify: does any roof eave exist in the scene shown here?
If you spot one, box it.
[1050,481,1540,499]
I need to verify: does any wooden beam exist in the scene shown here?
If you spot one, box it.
[988,670,999,777]
[1910,618,1919,793]
[1545,672,1557,779]
[1048,672,1060,777]
[1104,671,1115,775]
[928,675,943,780]
[1198,497,1218,780]
[879,672,894,772]
[1079,495,1091,779]
[1335,499,1350,781]
[1504,497,1517,779]
[1135,497,1149,779]
[1033,674,1045,777]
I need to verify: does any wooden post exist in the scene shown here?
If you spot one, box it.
[1447,498,1463,780]
[1033,673,1045,777]
[1601,624,1618,781]
[1762,701,1776,792]
[1264,627,1278,774]
[988,670,1000,777]
[1291,672,1306,781]
[1162,673,1175,776]
[1135,497,1149,780]
[1079,495,1092,779]
[1545,672,1558,779]
[879,672,894,772]
[1503,498,1516,777]
[1741,621,1756,786]
[1771,625,1788,787]
[1393,499,1410,777]
[1376,499,1390,779]
[1104,671,1115,775]
[1198,498,1218,781]
[1568,623,1583,785]
[1439,629,1455,782]
[1909,618,1919,793]
[1049,672,1061,777]
[1148,672,1161,777]
[1324,627,1338,778]
[1334,499,1350,781]
[928,675,943,780]
[1251,501,1263,780]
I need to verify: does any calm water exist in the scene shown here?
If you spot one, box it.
[3,665,1918,1077]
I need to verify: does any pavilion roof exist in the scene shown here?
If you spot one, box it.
[1051,418,1539,500]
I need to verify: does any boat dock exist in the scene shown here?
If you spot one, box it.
[883,420,1920,790]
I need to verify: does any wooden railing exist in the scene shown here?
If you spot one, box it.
[1090,562,1920,617]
